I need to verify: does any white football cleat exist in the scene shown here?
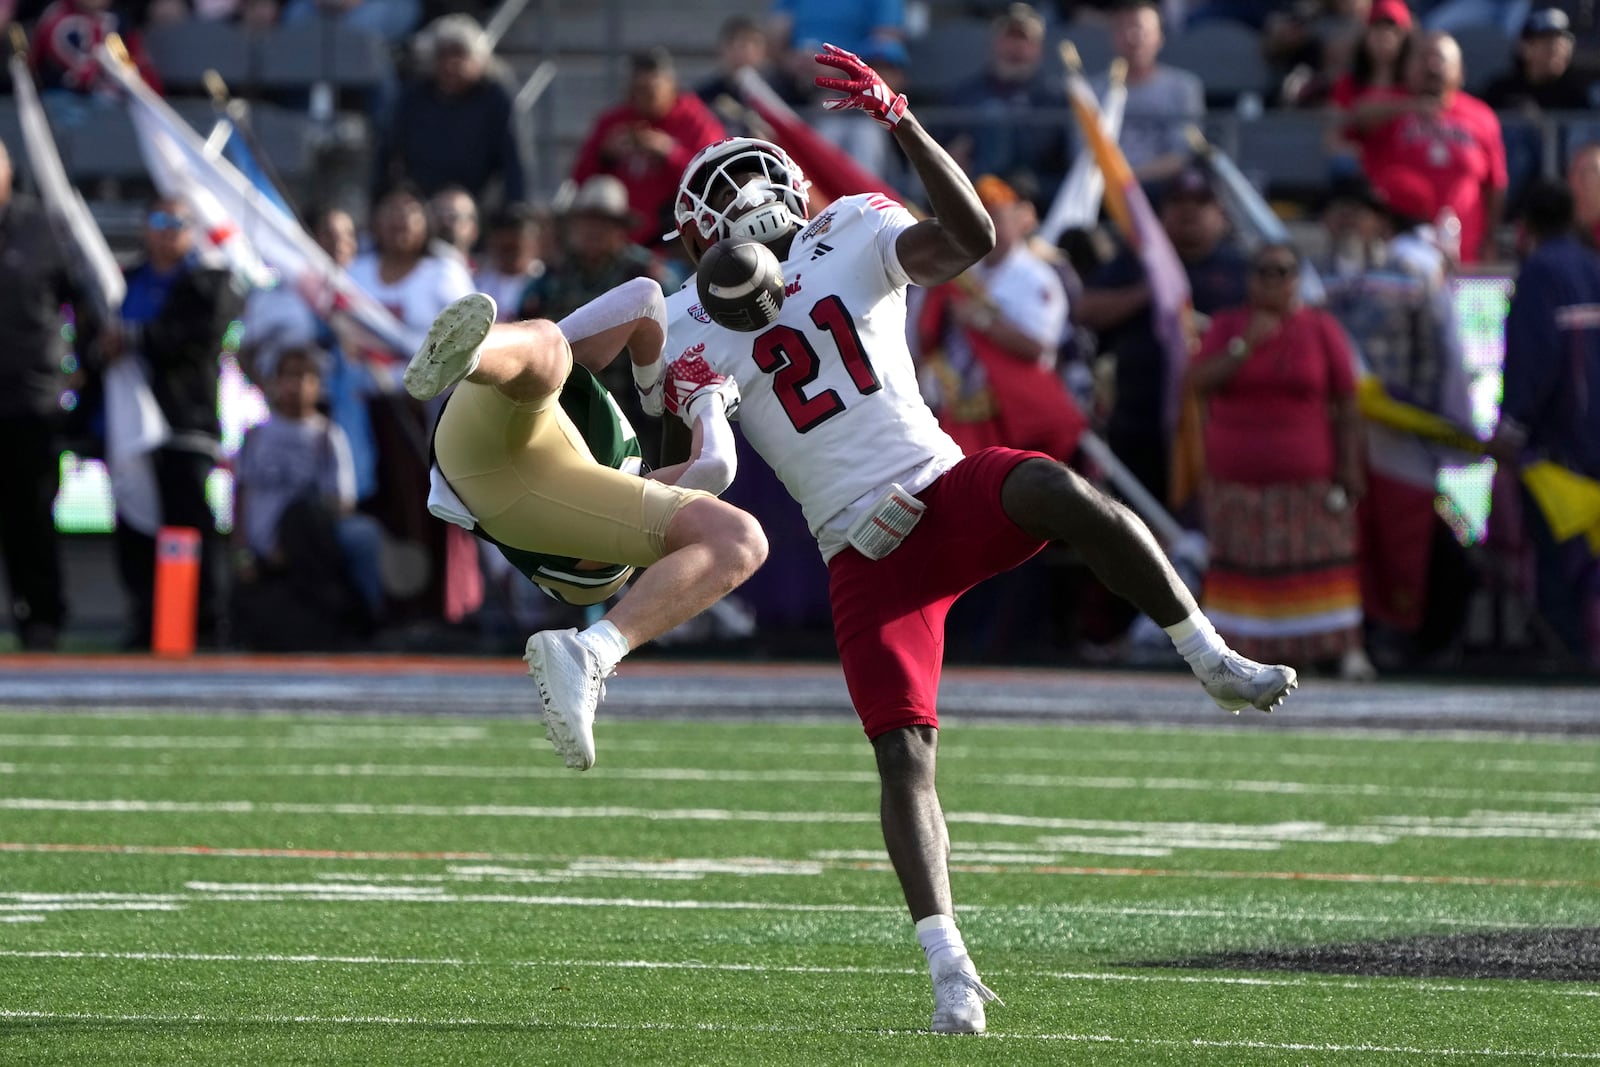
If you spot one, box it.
[1198,650,1298,714]
[524,628,606,770]
[930,957,1001,1035]
[404,292,497,401]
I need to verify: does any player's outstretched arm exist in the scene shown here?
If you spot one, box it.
[556,277,669,390]
[647,353,741,494]
[812,43,995,287]
[890,112,997,286]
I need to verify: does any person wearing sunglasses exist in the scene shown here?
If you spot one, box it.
[1186,243,1376,680]
[107,196,247,650]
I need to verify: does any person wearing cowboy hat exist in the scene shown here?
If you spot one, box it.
[518,175,672,457]
[518,176,665,324]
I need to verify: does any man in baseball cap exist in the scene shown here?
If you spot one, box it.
[1485,7,1592,111]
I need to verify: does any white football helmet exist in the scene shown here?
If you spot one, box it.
[667,137,810,250]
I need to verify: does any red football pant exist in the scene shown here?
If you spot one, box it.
[827,447,1051,739]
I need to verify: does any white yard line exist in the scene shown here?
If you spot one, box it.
[7,759,1600,800]
[0,888,1587,928]
[5,840,1593,890]
[0,1008,1594,1057]
[2,949,1597,1001]
[0,903,181,912]
[1,729,1595,776]
[6,797,1600,848]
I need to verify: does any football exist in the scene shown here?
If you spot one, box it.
[695,238,786,333]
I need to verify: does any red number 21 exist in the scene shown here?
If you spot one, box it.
[750,296,880,433]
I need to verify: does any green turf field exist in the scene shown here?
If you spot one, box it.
[1,708,1597,1064]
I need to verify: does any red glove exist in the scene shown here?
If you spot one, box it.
[663,350,741,421]
[814,43,908,129]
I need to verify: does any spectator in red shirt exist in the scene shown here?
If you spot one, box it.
[29,0,161,101]
[571,48,727,249]
[1324,0,1414,171]
[1350,31,1507,264]
[1328,0,1413,112]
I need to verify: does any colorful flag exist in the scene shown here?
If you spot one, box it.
[215,112,296,219]
[1357,375,1600,552]
[1522,461,1600,553]
[1355,375,1484,455]
[1039,59,1126,246]
[1062,54,1193,439]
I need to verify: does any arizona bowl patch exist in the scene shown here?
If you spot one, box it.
[800,210,835,242]
[687,302,712,324]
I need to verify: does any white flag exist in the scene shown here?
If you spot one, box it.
[1039,68,1126,246]
[95,42,414,358]
[8,53,125,316]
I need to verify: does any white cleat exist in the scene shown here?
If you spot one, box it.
[1199,650,1298,714]
[930,957,1001,1035]
[523,628,605,770]
[404,292,497,401]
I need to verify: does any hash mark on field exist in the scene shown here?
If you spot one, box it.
[0,1009,1595,1057]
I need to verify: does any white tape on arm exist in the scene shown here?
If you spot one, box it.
[556,276,667,345]
[674,402,738,494]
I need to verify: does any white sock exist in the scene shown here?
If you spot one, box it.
[1165,610,1227,671]
[632,357,662,392]
[915,914,968,973]
[576,620,630,673]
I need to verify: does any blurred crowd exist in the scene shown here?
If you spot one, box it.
[0,0,1596,675]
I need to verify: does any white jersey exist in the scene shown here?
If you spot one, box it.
[664,193,966,561]
[347,252,477,351]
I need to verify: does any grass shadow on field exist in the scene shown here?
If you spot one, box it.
[1133,926,1600,981]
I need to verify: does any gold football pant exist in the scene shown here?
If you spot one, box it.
[433,379,711,604]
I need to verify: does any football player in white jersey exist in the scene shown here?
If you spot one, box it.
[647,45,1298,1034]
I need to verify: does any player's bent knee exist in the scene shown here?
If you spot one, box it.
[666,498,768,579]
[871,725,939,786]
[1001,457,1097,539]
[517,318,575,391]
